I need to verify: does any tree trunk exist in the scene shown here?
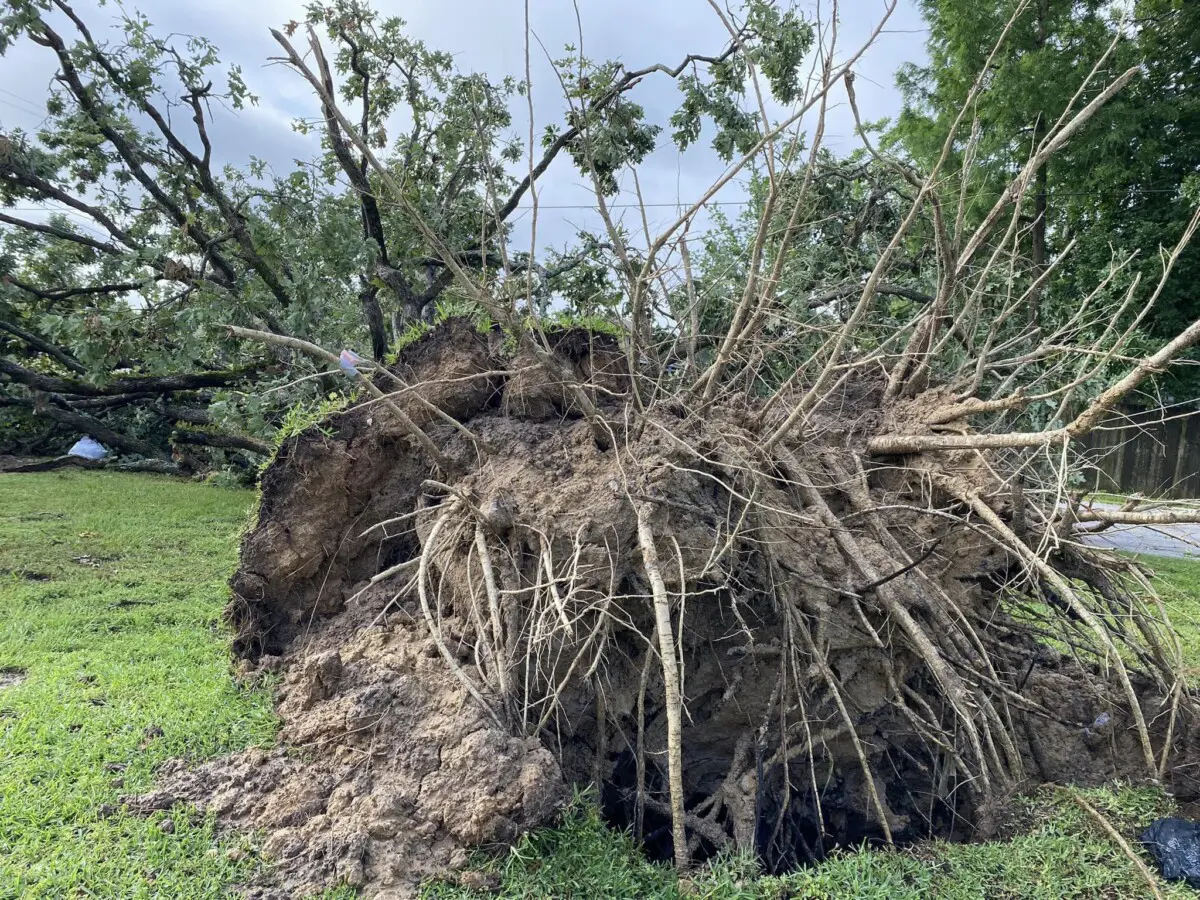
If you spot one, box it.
[360,284,391,361]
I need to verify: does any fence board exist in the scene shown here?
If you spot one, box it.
[1078,405,1200,498]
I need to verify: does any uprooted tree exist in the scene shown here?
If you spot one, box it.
[10,0,1200,896]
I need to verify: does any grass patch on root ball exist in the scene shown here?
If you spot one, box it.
[0,472,276,898]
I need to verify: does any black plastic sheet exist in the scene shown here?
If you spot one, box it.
[1141,817,1200,888]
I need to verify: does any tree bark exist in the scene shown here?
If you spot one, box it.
[3,455,182,475]
[360,285,391,361]
[0,358,258,397]
[171,427,271,456]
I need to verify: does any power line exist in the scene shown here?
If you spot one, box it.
[0,88,42,116]
[512,200,751,210]
[490,185,1186,212]
[0,98,42,118]
[1,184,1185,222]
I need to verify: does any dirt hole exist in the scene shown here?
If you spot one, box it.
[599,751,957,871]
[0,668,27,689]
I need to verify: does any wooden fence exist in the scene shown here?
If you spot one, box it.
[1078,404,1200,499]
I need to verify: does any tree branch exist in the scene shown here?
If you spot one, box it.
[0,318,87,373]
[1074,507,1200,526]
[171,426,270,456]
[31,18,243,288]
[0,357,257,397]
[7,277,145,302]
[30,392,167,459]
[4,455,182,475]
[0,211,122,256]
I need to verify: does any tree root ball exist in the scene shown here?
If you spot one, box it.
[138,320,1196,898]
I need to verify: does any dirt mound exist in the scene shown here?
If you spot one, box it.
[136,320,1196,898]
[130,622,563,897]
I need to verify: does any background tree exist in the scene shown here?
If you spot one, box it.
[891,0,1200,358]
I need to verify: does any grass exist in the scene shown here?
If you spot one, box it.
[424,784,1192,900]
[2,472,1200,898]
[1139,554,1200,668]
[0,472,276,898]
[1078,489,1200,664]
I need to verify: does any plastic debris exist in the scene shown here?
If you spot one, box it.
[67,436,108,460]
[339,349,362,377]
[1141,816,1200,888]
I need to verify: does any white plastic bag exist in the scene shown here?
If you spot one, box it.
[67,436,108,460]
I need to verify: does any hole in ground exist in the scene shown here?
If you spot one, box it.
[600,746,968,873]
[0,668,27,689]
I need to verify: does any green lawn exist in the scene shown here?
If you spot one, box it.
[0,472,276,899]
[1,472,1198,899]
[1138,555,1200,671]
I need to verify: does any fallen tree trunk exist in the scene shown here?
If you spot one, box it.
[2,454,183,474]
[170,426,271,456]
[0,357,260,397]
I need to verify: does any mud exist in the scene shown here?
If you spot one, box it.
[130,616,563,897]
[134,320,1196,898]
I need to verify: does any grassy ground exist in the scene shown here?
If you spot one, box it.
[0,472,276,899]
[425,785,1187,899]
[1141,555,1200,672]
[1,472,1197,898]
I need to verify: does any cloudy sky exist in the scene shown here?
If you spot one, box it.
[0,0,929,252]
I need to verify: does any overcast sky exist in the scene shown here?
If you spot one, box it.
[0,0,929,252]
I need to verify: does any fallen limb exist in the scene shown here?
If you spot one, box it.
[171,427,271,456]
[1,455,183,475]
[1074,507,1200,526]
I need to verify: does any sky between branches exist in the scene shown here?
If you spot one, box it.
[0,0,928,251]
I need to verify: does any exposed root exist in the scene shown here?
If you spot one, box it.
[1064,788,1165,900]
[206,321,1197,896]
[636,500,689,868]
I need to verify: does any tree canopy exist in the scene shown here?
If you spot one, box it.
[0,0,824,467]
[1,0,1197,470]
[891,0,1200,356]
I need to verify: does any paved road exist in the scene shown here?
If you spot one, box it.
[1076,503,1200,559]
